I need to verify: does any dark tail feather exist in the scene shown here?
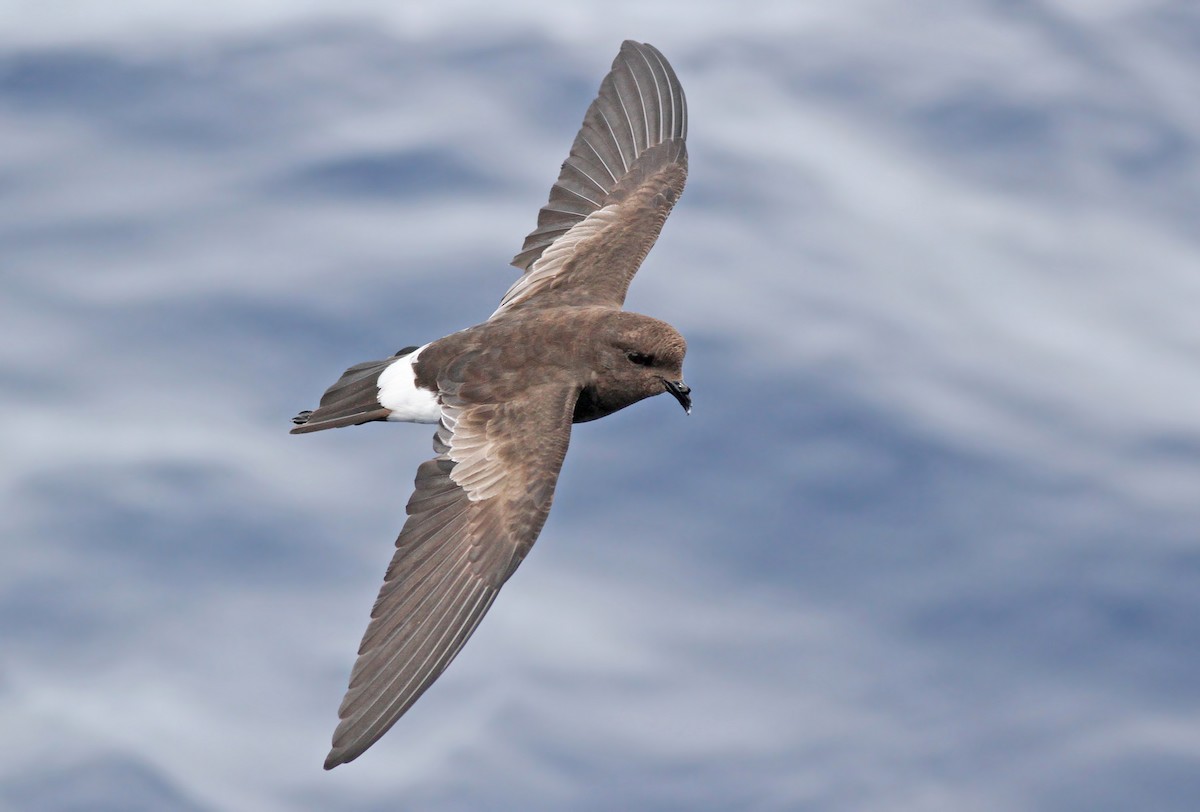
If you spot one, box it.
[291,357,397,434]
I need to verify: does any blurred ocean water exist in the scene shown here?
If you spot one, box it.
[2,3,1198,810]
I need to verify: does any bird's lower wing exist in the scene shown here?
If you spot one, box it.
[324,382,579,768]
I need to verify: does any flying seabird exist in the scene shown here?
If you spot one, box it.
[292,40,690,769]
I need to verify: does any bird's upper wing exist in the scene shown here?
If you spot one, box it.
[493,40,688,317]
[324,380,578,769]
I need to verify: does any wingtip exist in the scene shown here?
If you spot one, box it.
[324,746,350,770]
[619,40,662,59]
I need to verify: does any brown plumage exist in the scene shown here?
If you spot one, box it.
[292,40,691,769]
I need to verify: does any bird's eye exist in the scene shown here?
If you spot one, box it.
[626,351,655,366]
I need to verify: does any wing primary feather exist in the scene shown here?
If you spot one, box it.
[596,108,630,173]
[612,67,641,158]
[635,46,666,144]
[355,537,472,660]
[328,581,493,769]
[342,578,489,751]
[566,161,610,197]
[680,75,688,139]
[580,135,619,183]
[344,586,498,766]
[646,46,679,139]
[540,206,593,219]
[621,55,651,152]
[344,567,479,710]
[381,579,490,715]
[556,184,602,209]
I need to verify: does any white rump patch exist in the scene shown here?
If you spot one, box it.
[377,344,441,424]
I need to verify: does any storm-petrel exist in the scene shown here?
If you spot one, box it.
[293,40,690,768]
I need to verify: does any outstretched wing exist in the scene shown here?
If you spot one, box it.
[494,40,688,317]
[324,382,578,769]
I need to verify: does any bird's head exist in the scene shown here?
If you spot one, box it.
[596,312,691,415]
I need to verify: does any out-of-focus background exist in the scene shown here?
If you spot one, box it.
[2,2,1198,810]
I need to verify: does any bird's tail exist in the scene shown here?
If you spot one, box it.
[290,347,419,434]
